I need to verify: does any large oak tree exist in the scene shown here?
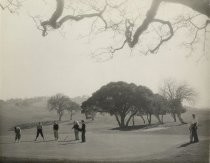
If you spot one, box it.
[81,81,155,128]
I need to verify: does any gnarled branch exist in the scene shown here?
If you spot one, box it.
[40,0,109,36]
[149,19,174,53]
[125,0,162,48]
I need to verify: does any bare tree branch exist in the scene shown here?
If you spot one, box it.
[2,0,209,58]
[0,0,23,13]
[149,19,174,53]
[110,39,127,54]
[125,0,162,48]
[40,0,110,36]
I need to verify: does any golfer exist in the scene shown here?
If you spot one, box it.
[53,121,59,140]
[14,126,21,143]
[72,121,80,140]
[35,122,45,141]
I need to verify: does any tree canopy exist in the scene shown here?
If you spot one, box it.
[82,82,139,127]
[151,93,168,123]
[159,79,196,123]
[82,80,196,127]
[82,81,161,127]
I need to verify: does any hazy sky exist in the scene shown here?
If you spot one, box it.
[0,0,209,108]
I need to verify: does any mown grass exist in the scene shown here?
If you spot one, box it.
[0,107,209,163]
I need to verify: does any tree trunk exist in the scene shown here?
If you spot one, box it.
[58,113,62,121]
[91,112,94,120]
[140,115,145,124]
[132,116,135,126]
[146,114,149,124]
[177,113,185,124]
[161,114,164,123]
[92,112,96,120]
[147,113,152,125]
[70,110,73,120]
[149,114,152,125]
[125,111,137,127]
[120,115,125,128]
[114,114,121,127]
[155,114,162,124]
[84,112,87,119]
[171,113,176,122]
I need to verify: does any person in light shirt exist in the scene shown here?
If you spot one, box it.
[189,114,199,143]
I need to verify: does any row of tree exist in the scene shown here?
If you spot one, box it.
[81,80,196,128]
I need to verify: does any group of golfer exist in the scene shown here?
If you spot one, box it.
[14,120,86,143]
[14,114,199,144]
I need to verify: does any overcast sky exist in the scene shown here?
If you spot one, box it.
[0,0,209,108]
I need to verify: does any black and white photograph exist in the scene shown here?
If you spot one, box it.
[0,0,209,162]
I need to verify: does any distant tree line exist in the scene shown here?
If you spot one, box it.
[81,80,196,128]
[47,94,81,121]
[0,95,83,121]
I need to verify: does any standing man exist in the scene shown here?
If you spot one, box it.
[35,122,45,141]
[189,114,199,143]
[14,126,21,143]
[80,120,86,143]
[72,121,79,140]
[53,121,59,141]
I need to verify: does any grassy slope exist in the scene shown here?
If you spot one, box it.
[0,103,209,162]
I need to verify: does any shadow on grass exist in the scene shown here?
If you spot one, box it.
[110,121,190,131]
[110,124,159,131]
[0,142,14,145]
[34,139,55,143]
[0,140,39,144]
[0,139,61,144]
[58,139,76,143]
[1,157,140,163]
[178,142,192,148]
[59,139,81,145]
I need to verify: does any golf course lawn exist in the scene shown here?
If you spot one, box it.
[0,109,209,163]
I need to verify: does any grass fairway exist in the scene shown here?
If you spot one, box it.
[0,109,209,163]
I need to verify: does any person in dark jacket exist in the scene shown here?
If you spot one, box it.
[53,121,59,141]
[35,122,45,141]
[189,114,199,143]
[72,121,79,140]
[79,120,86,143]
[14,126,21,143]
